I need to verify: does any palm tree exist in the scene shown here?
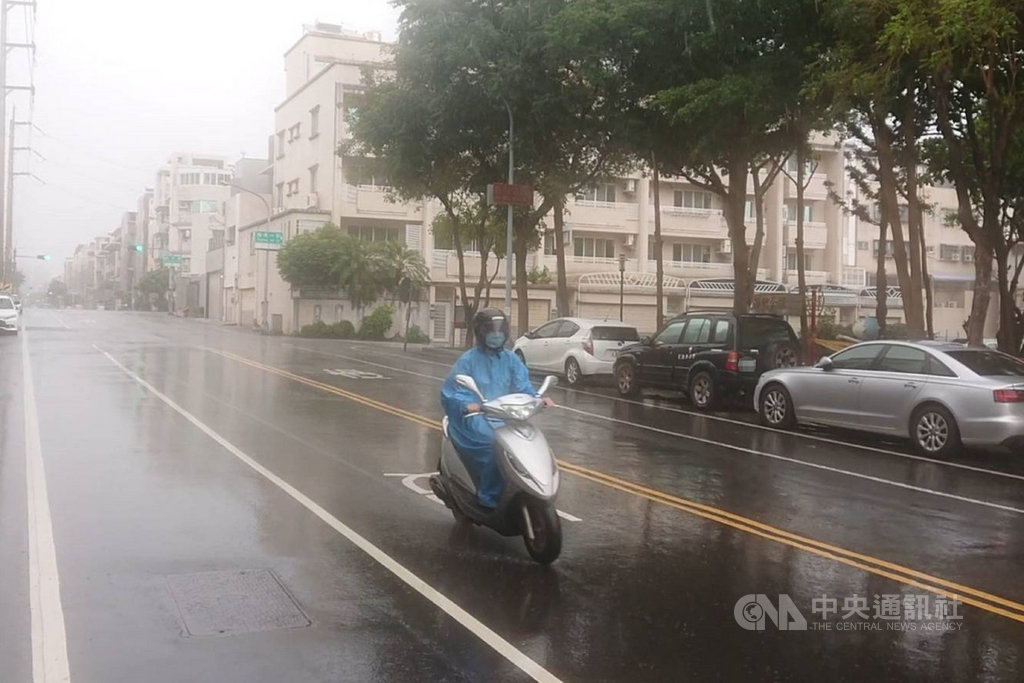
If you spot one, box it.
[336,236,385,319]
[378,240,430,350]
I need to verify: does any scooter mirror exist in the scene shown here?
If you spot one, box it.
[455,374,486,401]
[538,375,558,396]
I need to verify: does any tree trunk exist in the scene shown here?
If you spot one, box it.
[919,222,934,339]
[968,241,994,345]
[876,218,888,337]
[552,196,570,316]
[746,167,768,306]
[724,159,753,315]
[995,247,1017,353]
[901,92,927,338]
[403,299,413,352]
[871,109,924,337]
[514,226,530,337]
[796,145,809,345]
[651,153,664,328]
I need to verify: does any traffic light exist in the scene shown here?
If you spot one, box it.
[133,244,144,252]
[37,254,51,260]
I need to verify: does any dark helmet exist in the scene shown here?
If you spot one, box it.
[473,307,510,349]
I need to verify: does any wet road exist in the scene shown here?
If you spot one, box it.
[2,309,1023,682]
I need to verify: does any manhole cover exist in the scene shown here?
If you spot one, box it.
[166,569,310,637]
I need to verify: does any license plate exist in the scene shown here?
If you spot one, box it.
[738,358,756,373]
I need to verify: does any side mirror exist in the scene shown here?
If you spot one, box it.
[538,375,558,396]
[524,331,537,340]
[455,374,486,401]
[815,356,834,371]
[640,335,652,345]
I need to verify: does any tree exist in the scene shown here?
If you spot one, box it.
[336,237,385,317]
[879,0,1024,349]
[137,266,170,311]
[377,241,431,350]
[47,277,67,305]
[782,151,820,345]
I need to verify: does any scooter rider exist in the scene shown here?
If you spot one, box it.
[440,308,555,508]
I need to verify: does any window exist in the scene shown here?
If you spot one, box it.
[349,226,398,243]
[592,326,640,342]
[573,237,615,259]
[672,243,711,263]
[543,231,556,256]
[876,345,928,374]
[829,344,883,370]
[784,203,813,222]
[939,244,961,261]
[680,318,711,344]
[926,356,957,377]
[310,105,320,138]
[190,200,219,213]
[533,321,562,339]
[744,200,756,220]
[962,246,974,263]
[178,200,192,214]
[653,321,687,345]
[712,319,731,343]
[647,236,661,259]
[674,190,712,210]
[857,241,869,251]
[313,305,322,322]
[335,304,343,322]
[872,240,894,258]
[182,257,191,272]
[785,157,816,176]
[946,350,1024,377]
[738,318,796,349]
[178,172,201,185]
[287,179,299,196]
[577,184,617,203]
[309,165,319,194]
[556,321,580,338]
[288,123,301,142]
[276,182,285,206]
[786,252,813,271]
[276,131,286,158]
[943,210,959,228]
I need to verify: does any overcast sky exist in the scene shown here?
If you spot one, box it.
[12,0,401,288]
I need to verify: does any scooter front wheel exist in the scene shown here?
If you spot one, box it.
[522,499,562,564]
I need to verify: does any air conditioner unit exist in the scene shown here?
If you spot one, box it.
[719,239,732,254]
[563,228,573,245]
[624,179,637,193]
[625,234,635,247]
[306,192,319,208]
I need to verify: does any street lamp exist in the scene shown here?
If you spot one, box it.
[227,182,272,332]
[619,253,626,322]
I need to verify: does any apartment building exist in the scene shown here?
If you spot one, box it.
[151,153,232,315]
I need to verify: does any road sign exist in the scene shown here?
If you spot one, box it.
[255,231,284,250]
[487,183,533,208]
[162,254,181,265]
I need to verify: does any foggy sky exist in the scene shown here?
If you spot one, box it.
[13,0,400,289]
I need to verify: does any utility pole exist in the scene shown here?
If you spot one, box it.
[0,0,37,286]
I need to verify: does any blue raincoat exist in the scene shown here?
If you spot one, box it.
[440,346,537,507]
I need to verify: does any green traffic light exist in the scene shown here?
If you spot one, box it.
[37,254,51,260]
[134,244,144,252]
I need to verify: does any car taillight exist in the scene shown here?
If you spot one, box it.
[726,351,739,372]
[583,335,594,356]
[993,388,1024,403]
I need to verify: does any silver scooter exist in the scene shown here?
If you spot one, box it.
[430,374,562,564]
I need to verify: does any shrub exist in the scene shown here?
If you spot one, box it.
[405,324,430,344]
[881,323,910,340]
[358,305,394,340]
[329,320,356,339]
[298,320,331,338]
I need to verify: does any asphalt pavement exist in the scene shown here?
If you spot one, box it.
[2,309,1023,682]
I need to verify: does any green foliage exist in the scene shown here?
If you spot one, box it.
[276,223,347,289]
[137,267,170,296]
[881,323,910,340]
[297,319,357,339]
[815,312,853,341]
[330,320,356,339]
[527,265,552,285]
[358,304,394,340]
[405,324,431,344]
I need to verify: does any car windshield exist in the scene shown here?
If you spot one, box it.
[0,298,14,310]
[946,350,1024,377]
[738,318,793,349]
[592,326,639,342]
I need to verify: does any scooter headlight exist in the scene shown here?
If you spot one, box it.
[502,402,537,421]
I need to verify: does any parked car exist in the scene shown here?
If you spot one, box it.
[0,295,18,334]
[612,312,800,409]
[513,318,640,386]
[11,295,21,312]
[754,341,1024,456]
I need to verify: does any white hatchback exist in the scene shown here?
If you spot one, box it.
[0,295,18,334]
[513,318,640,386]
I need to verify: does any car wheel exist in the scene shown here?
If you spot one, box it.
[759,383,795,429]
[910,404,961,458]
[689,370,718,411]
[564,357,583,386]
[762,341,801,371]
[615,363,640,397]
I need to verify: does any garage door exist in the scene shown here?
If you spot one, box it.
[578,302,658,335]
[510,299,551,334]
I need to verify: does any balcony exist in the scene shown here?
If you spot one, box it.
[786,270,830,286]
[784,221,828,249]
[565,200,640,233]
[346,185,421,218]
[659,207,728,239]
[842,266,867,288]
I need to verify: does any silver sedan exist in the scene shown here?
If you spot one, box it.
[754,341,1024,456]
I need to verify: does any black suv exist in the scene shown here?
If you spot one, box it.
[613,312,800,409]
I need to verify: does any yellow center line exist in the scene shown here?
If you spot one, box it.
[202,346,1024,625]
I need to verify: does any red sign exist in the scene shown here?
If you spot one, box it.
[488,183,533,208]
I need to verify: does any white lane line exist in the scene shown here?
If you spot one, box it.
[355,347,1024,484]
[283,343,445,382]
[558,404,1024,516]
[49,313,71,330]
[22,331,72,683]
[384,473,582,522]
[97,347,560,683]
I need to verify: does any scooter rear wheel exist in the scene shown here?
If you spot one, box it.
[522,500,562,564]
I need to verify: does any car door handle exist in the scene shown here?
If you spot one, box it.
[904,382,918,389]
[848,378,861,384]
